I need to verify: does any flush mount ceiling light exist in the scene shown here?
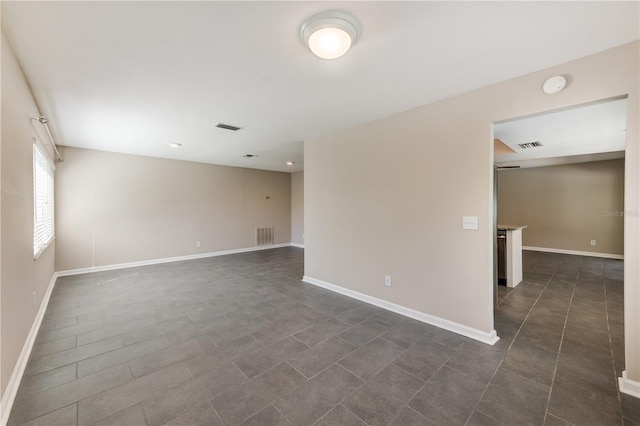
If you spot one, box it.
[168,142,182,148]
[286,161,296,166]
[300,11,360,59]
[542,75,567,95]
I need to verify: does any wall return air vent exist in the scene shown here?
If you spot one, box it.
[518,141,543,149]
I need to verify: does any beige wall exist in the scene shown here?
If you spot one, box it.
[55,147,291,271]
[291,171,304,246]
[498,160,625,255]
[305,42,639,381]
[1,34,56,401]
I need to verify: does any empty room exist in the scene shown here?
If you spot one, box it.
[1,2,639,425]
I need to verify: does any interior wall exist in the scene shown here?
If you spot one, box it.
[498,159,625,256]
[291,171,304,246]
[0,34,56,401]
[304,40,639,377]
[55,147,292,271]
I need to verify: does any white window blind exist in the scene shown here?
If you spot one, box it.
[33,144,55,258]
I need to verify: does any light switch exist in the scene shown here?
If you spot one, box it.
[462,216,478,230]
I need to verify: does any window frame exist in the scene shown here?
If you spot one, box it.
[33,143,55,259]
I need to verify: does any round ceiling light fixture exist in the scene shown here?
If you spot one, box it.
[300,11,360,59]
[542,75,567,95]
[168,142,182,148]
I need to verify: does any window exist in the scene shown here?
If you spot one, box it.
[33,144,55,258]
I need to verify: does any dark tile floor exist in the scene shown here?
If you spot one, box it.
[8,247,640,425]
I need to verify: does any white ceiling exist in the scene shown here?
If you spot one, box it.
[2,1,638,173]
[494,97,628,168]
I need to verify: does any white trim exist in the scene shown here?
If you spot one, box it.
[619,371,640,398]
[302,275,499,346]
[56,243,294,276]
[0,272,58,426]
[523,246,624,260]
[290,243,305,249]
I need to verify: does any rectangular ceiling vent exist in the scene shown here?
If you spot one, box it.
[518,141,543,149]
[216,123,241,131]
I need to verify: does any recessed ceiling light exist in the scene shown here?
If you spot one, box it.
[169,143,182,148]
[542,75,567,95]
[286,161,295,166]
[300,11,360,59]
[242,154,259,158]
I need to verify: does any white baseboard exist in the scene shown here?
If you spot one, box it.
[302,275,499,346]
[523,246,623,260]
[56,243,295,276]
[619,371,640,398]
[0,272,58,426]
[290,243,305,249]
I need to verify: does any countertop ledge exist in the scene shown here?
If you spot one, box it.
[497,225,528,231]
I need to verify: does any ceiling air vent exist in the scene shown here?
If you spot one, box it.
[216,123,241,131]
[518,141,543,149]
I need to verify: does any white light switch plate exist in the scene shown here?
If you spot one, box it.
[462,216,478,230]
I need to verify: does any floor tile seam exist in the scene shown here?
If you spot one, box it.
[25,341,126,378]
[601,271,625,421]
[452,349,505,426]
[470,408,501,426]
[504,273,555,353]
[541,269,579,425]
[269,403,294,426]
[545,411,578,425]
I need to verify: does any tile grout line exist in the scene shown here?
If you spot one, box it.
[602,263,625,426]
[541,257,581,425]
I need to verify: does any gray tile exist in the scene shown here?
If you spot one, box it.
[26,336,123,376]
[409,366,486,425]
[544,413,574,426]
[78,362,191,425]
[19,404,78,426]
[185,334,264,377]
[212,362,306,425]
[293,318,351,347]
[129,335,216,378]
[30,336,77,359]
[381,320,430,348]
[274,364,364,425]
[547,368,621,425]
[9,364,131,425]
[287,336,357,378]
[389,407,437,426]
[445,343,503,384]
[92,404,148,426]
[121,316,197,346]
[313,404,367,426]
[77,315,156,346]
[466,410,500,425]
[251,318,314,346]
[163,401,223,426]
[243,405,291,426]
[77,335,171,377]
[338,317,394,347]
[502,339,557,387]
[338,338,405,380]
[621,393,640,425]
[343,365,423,426]
[234,336,308,378]
[142,361,247,425]
[393,338,455,381]
[477,367,550,425]
[17,364,77,396]
[336,305,381,325]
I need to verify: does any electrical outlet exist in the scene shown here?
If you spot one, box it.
[196,240,202,248]
[384,275,392,287]
[590,240,596,246]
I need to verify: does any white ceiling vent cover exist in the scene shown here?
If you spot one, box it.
[518,141,544,149]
